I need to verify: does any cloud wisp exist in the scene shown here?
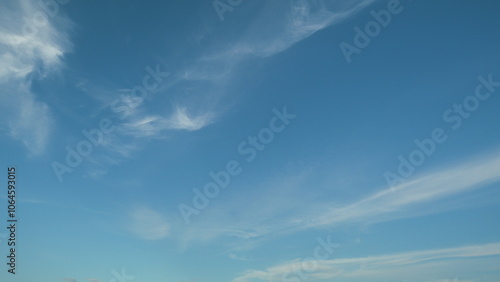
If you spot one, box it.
[175,150,500,251]
[229,0,376,58]
[0,0,73,155]
[127,206,170,240]
[72,0,376,172]
[118,105,215,138]
[232,242,500,281]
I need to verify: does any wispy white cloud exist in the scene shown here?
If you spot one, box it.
[164,105,215,131]
[74,0,374,169]
[6,82,53,156]
[98,133,142,159]
[0,0,73,155]
[175,169,313,252]
[118,105,215,137]
[127,207,170,240]
[176,151,500,251]
[233,242,500,281]
[84,167,108,180]
[259,152,500,238]
[0,0,72,79]
[155,0,376,124]
[302,152,500,230]
[227,0,375,58]
[229,253,250,261]
[174,0,375,93]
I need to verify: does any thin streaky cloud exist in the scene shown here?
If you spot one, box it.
[116,105,215,138]
[0,0,73,155]
[305,151,500,229]
[233,242,500,281]
[211,0,376,58]
[0,0,72,81]
[176,151,500,249]
[7,84,54,156]
[74,0,374,165]
[164,105,215,131]
[259,152,500,236]
[127,206,170,240]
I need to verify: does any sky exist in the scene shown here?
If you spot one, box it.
[0,0,500,281]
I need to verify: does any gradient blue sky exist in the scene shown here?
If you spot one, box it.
[1,0,500,281]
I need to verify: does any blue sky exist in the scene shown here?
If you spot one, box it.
[1,0,500,281]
